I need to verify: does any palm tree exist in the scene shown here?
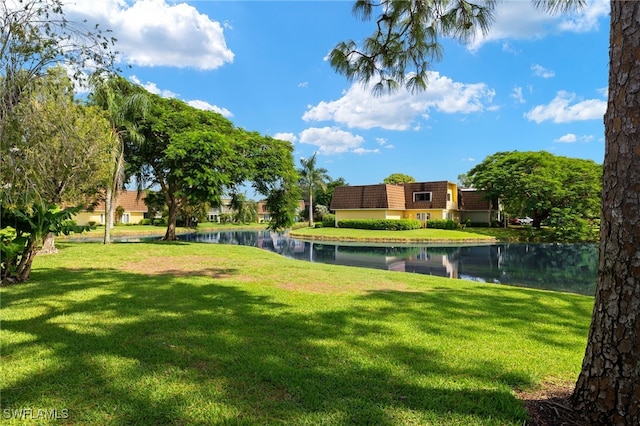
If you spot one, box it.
[90,76,148,244]
[298,152,329,227]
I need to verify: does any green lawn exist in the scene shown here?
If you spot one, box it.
[1,242,592,425]
[289,226,499,243]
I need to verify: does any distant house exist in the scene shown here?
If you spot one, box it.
[74,190,148,226]
[206,198,234,222]
[329,181,499,226]
[257,199,306,223]
[458,188,501,225]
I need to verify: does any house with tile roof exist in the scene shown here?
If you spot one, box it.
[74,190,148,226]
[329,181,500,226]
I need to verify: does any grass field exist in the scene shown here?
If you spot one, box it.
[1,242,593,425]
[288,226,498,243]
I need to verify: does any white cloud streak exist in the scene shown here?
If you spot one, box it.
[303,71,495,131]
[525,91,606,123]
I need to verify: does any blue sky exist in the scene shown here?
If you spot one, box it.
[68,0,609,190]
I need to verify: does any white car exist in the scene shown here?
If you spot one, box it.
[517,217,533,225]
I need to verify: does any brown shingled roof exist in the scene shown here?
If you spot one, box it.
[330,184,406,210]
[90,190,147,213]
[459,189,493,211]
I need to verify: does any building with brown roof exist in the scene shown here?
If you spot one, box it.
[330,181,500,226]
[74,190,148,226]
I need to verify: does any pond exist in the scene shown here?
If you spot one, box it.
[174,230,598,296]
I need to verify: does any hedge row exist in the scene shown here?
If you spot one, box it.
[424,219,459,230]
[337,219,422,230]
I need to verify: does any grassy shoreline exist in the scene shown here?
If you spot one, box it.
[1,241,592,425]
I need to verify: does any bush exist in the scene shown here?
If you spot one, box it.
[314,223,324,228]
[321,214,335,228]
[425,219,459,230]
[88,221,97,227]
[337,219,421,231]
[139,218,152,225]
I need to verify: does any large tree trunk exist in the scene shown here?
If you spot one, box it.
[570,2,640,424]
[104,185,114,244]
[163,196,179,241]
[38,232,58,254]
[15,238,37,283]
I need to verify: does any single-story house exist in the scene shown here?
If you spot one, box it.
[74,190,148,226]
[329,181,499,226]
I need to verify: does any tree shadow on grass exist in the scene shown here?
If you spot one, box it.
[0,266,589,425]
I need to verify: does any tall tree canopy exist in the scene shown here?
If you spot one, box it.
[467,151,602,228]
[0,0,116,150]
[130,92,299,240]
[333,0,640,423]
[382,173,416,184]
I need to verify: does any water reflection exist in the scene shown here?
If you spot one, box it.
[179,230,597,296]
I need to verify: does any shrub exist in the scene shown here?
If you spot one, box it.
[139,218,152,225]
[314,223,324,228]
[88,221,97,227]
[321,213,336,228]
[337,219,421,231]
[425,219,459,230]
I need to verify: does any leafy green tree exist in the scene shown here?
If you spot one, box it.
[0,0,116,161]
[230,193,258,224]
[131,94,299,240]
[298,152,330,227]
[89,76,148,244]
[334,0,640,422]
[382,173,416,184]
[466,151,601,229]
[0,68,113,274]
[314,177,347,207]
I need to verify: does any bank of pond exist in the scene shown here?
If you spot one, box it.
[110,230,597,296]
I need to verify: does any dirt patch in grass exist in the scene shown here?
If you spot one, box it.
[123,256,239,279]
[277,280,416,295]
[518,382,587,425]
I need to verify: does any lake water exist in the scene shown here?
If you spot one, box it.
[175,230,598,296]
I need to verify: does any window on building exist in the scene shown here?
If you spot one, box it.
[416,212,431,221]
[121,213,130,224]
[413,192,432,202]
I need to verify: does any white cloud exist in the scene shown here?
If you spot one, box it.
[187,100,233,118]
[299,127,366,155]
[559,0,609,32]
[376,137,395,149]
[525,91,606,123]
[67,0,234,70]
[352,147,380,155]
[468,0,608,50]
[273,132,298,143]
[298,82,309,88]
[130,75,178,98]
[302,71,495,131]
[531,64,555,78]
[555,133,595,143]
[511,87,525,104]
[555,133,577,143]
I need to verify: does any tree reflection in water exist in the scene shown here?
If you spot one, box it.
[179,231,597,295]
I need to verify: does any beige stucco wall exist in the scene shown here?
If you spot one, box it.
[74,212,103,226]
[335,210,405,221]
[74,211,146,226]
